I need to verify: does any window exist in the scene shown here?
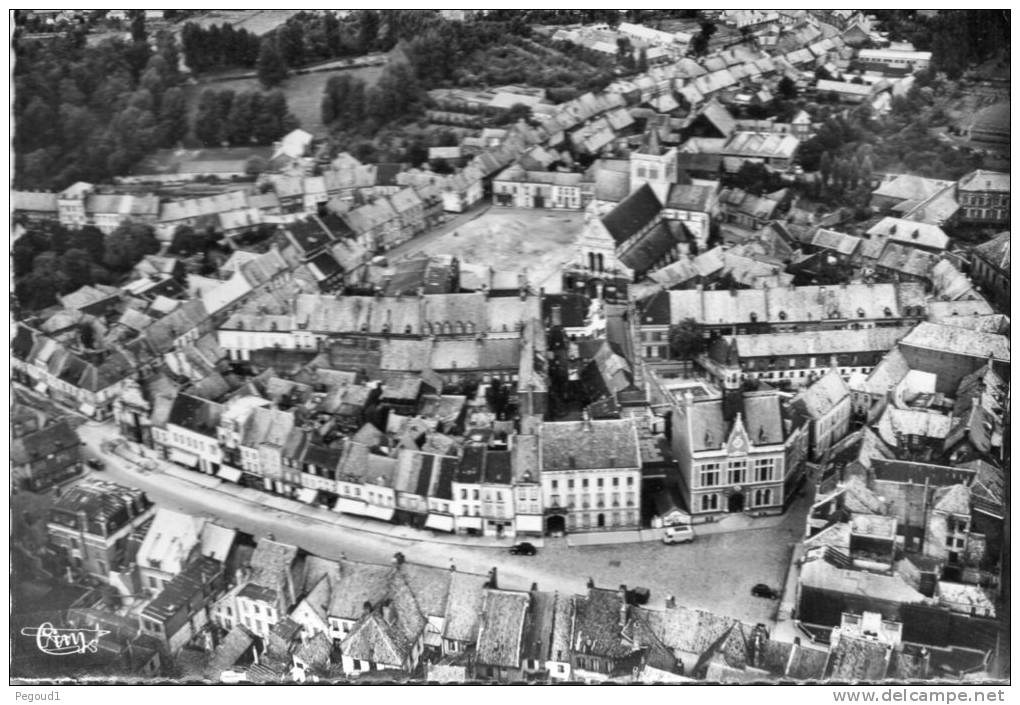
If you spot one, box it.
[754,488,772,507]
[460,489,467,499]
[701,494,719,511]
[612,477,619,487]
[582,478,589,489]
[699,462,721,488]
[473,489,479,500]
[728,460,747,485]
[253,604,260,615]
[149,576,158,588]
[568,479,574,489]
[597,478,604,488]
[627,477,634,486]
[754,458,774,483]
[352,659,362,671]
[226,607,233,617]
[551,480,558,490]
[255,620,263,633]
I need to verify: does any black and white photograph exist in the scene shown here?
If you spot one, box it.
[9,8,1010,692]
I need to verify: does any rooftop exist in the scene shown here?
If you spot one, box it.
[539,417,640,471]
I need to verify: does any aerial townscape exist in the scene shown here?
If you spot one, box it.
[10,9,1010,686]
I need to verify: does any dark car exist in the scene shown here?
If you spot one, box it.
[86,459,105,470]
[751,583,779,599]
[509,542,537,556]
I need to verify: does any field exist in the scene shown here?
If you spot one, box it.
[183,61,388,137]
[410,207,586,293]
[183,10,301,36]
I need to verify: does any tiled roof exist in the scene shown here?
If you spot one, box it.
[825,633,890,680]
[791,369,850,420]
[867,217,949,251]
[731,326,911,360]
[476,589,531,669]
[899,322,1009,362]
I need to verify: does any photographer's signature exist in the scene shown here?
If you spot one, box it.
[21,623,109,656]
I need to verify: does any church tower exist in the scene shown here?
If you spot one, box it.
[629,128,678,202]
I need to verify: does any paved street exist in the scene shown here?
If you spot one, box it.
[76,419,807,624]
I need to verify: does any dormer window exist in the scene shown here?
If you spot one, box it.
[749,312,758,322]
[883,307,893,317]
[857,308,866,318]
[778,310,787,321]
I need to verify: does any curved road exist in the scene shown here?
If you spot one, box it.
[77,420,807,622]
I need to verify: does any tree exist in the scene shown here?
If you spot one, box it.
[194,89,222,146]
[226,90,258,145]
[668,318,706,361]
[128,10,147,44]
[103,222,159,271]
[256,38,288,88]
[777,76,798,100]
[169,225,205,255]
[819,151,833,186]
[68,226,105,262]
[636,49,648,73]
[157,86,189,147]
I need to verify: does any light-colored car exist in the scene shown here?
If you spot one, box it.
[662,524,695,544]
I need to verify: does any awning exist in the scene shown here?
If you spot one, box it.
[168,449,200,468]
[515,514,544,533]
[217,466,242,483]
[456,515,483,530]
[297,488,319,504]
[334,496,368,515]
[334,496,395,522]
[363,504,395,522]
[78,402,96,417]
[424,514,455,532]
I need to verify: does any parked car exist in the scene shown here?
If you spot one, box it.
[509,542,537,556]
[85,459,104,470]
[751,583,780,599]
[626,586,651,605]
[662,524,695,544]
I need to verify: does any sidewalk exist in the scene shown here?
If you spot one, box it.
[108,441,541,549]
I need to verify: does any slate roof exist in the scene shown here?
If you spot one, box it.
[539,417,640,471]
[521,590,557,664]
[600,183,663,245]
[957,169,1009,193]
[167,393,222,437]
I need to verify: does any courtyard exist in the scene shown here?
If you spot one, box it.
[409,207,587,293]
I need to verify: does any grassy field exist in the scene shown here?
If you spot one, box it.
[183,61,388,137]
[184,10,301,36]
[412,207,586,293]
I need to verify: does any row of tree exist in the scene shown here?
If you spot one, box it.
[319,63,424,133]
[194,88,299,147]
[179,22,261,74]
